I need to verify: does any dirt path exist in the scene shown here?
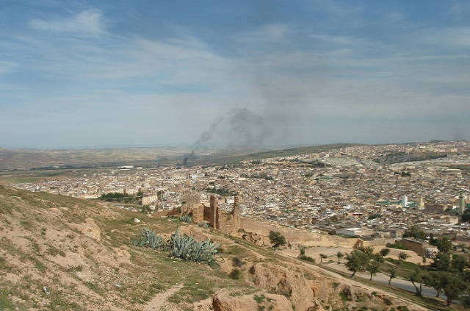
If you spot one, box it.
[144,283,183,311]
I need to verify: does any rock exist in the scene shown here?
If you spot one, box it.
[70,218,101,241]
[212,289,293,311]
[249,262,332,311]
[133,218,141,224]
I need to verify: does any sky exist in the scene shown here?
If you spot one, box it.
[0,0,469,149]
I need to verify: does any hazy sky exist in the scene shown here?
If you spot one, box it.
[1,0,469,148]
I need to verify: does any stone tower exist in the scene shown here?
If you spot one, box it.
[232,195,240,229]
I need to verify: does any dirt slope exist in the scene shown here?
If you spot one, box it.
[0,185,429,311]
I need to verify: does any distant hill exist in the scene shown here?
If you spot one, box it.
[0,147,188,170]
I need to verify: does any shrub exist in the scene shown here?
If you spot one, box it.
[132,228,164,250]
[232,257,244,267]
[198,222,209,228]
[178,215,193,223]
[299,255,316,263]
[379,248,390,257]
[269,231,286,248]
[398,252,409,261]
[229,268,242,279]
[168,231,219,264]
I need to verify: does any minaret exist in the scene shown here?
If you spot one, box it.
[419,197,425,210]
[232,195,240,229]
[459,195,467,215]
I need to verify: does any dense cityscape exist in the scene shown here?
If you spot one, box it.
[16,141,470,241]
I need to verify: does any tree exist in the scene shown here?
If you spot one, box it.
[320,253,328,263]
[403,225,427,240]
[433,252,451,271]
[373,253,385,263]
[434,237,453,253]
[398,252,409,262]
[269,231,286,248]
[366,260,380,281]
[462,208,470,222]
[299,246,306,257]
[423,271,444,298]
[387,267,397,285]
[409,268,425,296]
[345,250,369,278]
[336,251,344,264]
[441,273,467,306]
[379,248,390,257]
[451,254,467,273]
[358,246,374,256]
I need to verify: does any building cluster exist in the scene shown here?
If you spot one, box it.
[16,141,470,240]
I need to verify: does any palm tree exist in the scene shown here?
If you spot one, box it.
[319,253,328,263]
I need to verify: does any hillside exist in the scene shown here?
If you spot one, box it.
[0,185,429,311]
[0,147,188,170]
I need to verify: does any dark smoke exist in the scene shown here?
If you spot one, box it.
[193,108,271,150]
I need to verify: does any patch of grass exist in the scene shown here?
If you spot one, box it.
[65,265,83,273]
[254,294,266,304]
[47,245,66,257]
[47,291,83,311]
[168,278,215,304]
[0,256,11,272]
[0,289,15,310]
[84,281,105,295]
[19,220,33,230]
[226,245,245,256]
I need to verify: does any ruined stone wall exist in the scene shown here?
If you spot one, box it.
[399,239,424,256]
[190,204,205,223]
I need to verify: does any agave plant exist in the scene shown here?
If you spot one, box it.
[178,215,193,223]
[132,228,164,250]
[168,230,218,264]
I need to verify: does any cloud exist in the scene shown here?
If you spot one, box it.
[450,1,470,20]
[235,24,289,44]
[416,27,470,48]
[29,9,105,35]
[0,61,16,75]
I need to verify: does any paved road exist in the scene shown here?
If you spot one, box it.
[323,262,445,299]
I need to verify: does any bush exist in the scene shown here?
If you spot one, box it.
[380,248,390,257]
[229,268,242,279]
[99,192,142,204]
[198,221,209,228]
[178,215,193,223]
[269,231,286,248]
[299,255,316,263]
[132,228,164,249]
[168,230,219,264]
[232,257,244,267]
